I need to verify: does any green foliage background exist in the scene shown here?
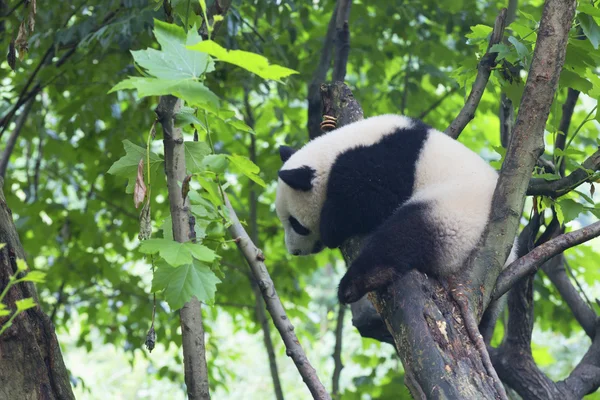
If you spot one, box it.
[1,0,599,398]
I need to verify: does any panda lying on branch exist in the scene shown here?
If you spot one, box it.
[275,114,517,304]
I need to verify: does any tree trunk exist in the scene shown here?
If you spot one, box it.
[0,178,75,400]
[156,95,211,400]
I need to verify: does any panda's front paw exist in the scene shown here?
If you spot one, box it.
[337,276,364,305]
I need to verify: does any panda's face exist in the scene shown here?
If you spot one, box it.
[275,146,326,256]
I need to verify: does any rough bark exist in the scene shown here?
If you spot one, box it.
[0,178,75,400]
[156,95,210,400]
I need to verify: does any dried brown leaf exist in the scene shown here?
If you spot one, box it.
[134,158,147,208]
[15,21,29,60]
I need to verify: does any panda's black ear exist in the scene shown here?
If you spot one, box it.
[279,145,297,163]
[278,166,315,191]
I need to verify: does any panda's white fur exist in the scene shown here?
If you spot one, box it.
[275,114,518,303]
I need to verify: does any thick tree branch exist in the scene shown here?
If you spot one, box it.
[480,212,540,345]
[472,0,577,310]
[224,195,331,400]
[558,324,600,398]
[543,254,597,338]
[156,95,211,400]
[493,220,600,301]
[491,276,563,399]
[445,9,508,139]
[527,148,600,197]
[307,6,338,139]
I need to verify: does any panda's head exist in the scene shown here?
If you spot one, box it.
[275,145,328,256]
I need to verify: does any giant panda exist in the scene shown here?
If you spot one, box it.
[275,114,517,304]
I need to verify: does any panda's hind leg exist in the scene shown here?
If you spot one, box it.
[337,201,441,304]
[337,183,491,304]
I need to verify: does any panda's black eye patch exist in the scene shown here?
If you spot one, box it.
[289,216,310,236]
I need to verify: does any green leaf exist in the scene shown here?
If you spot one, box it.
[187,40,298,81]
[556,199,586,223]
[508,36,530,65]
[0,243,5,250]
[175,108,206,130]
[16,259,28,272]
[184,141,211,173]
[489,43,513,62]
[161,216,174,240]
[109,77,219,110]
[140,239,192,266]
[579,14,600,50]
[186,242,216,262]
[197,176,223,206]
[107,140,163,194]
[15,298,36,312]
[20,271,46,283]
[559,69,593,94]
[579,4,600,18]
[225,118,255,134]
[139,238,216,266]
[202,154,229,173]
[143,19,214,78]
[152,259,221,310]
[509,21,534,38]
[226,154,266,187]
[465,24,492,41]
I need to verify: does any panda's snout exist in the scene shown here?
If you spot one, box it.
[291,249,302,256]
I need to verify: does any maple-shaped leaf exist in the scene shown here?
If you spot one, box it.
[152,259,221,310]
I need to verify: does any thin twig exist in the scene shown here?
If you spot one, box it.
[493,220,600,300]
[543,255,597,338]
[224,194,331,400]
[418,87,458,119]
[0,98,34,178]
[445,9,508,139]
